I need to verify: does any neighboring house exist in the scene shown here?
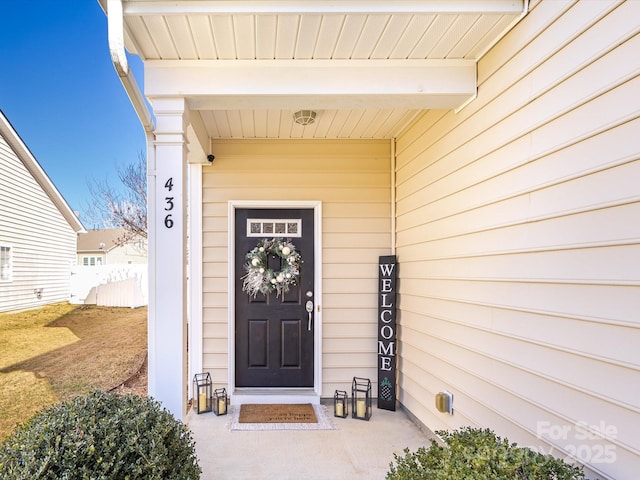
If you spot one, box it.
[77,228,147,265]
[0,110,85,312]
[72,228,147,307]
[101,1,639,478]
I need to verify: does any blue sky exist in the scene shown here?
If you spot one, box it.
[0,1,147,226]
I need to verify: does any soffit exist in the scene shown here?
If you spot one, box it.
[117,1,525,139]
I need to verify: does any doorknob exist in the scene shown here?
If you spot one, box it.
[305,300,313,331]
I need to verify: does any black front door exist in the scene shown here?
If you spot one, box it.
[235,208,314,387]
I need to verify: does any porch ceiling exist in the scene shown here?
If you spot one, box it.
[112,0,526,140]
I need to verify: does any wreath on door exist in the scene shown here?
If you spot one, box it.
[242,238,302,299]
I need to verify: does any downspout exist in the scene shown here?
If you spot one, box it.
[106,0,157,392]
[107,0,154,134]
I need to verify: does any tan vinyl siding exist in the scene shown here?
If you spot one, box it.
[202,139,391,395]
[0,136,77,312]
[394,1,639,479]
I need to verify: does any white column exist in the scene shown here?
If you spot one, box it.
[148,98,188,418]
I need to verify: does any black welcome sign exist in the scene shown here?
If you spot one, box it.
[378,255,397,411]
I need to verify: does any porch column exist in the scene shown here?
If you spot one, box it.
[148,97,188,418]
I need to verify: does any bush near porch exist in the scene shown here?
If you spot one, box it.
[387,427,587,480]
[0,390,200,479]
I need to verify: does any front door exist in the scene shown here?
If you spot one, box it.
[235,208,315,387]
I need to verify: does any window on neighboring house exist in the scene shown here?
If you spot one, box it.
[82,256,103,266]
[0,245,11,281]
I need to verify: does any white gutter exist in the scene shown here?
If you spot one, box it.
[122,0,524,15]
[106,0,154,134]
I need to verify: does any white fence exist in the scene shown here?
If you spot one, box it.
[70,265,148,308]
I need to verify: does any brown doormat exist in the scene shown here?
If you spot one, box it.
[239,403,318,424]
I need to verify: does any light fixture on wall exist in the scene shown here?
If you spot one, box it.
[293,110,317,126]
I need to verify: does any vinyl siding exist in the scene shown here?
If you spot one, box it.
[202,139,391,396]
[0,135,77,312]
[394,1,639,479]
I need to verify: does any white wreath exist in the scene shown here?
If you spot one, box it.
[242,238,302,298]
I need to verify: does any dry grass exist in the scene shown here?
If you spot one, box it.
[0,303,147,440]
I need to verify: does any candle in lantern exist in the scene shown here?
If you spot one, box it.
[218,398,226,415]
[335,402,344,417]
[356,400,366,418]
[199,393,206,413]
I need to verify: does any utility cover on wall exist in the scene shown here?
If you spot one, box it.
[435,391,453,414]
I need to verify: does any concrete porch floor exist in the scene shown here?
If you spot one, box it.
[187,404,436,480]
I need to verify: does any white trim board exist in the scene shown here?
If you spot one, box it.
[188,163,203,397]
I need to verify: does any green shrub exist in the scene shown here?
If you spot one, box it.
[387,427,586,480]
[0,390,201,480]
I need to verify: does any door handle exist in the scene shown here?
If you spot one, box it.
[305,300,313,331]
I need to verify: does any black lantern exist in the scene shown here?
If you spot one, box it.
[213,388,228,416]
[351,377,372,420]
[193,373,212,414]
[334,390,348,418]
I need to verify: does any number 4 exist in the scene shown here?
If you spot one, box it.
[164,177,173,191]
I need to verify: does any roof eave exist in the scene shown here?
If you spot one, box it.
[0,110,86,234]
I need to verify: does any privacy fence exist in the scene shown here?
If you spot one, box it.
[70,265,147,308]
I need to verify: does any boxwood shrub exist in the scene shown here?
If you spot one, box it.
[387,427,587,480]
[0,390,201,480]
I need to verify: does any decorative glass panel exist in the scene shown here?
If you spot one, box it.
[247,219,302,237]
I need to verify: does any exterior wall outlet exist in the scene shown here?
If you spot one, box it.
[435,391,453,414]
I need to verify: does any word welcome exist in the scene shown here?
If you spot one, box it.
[378,255,397,411]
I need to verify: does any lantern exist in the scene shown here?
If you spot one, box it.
[334,390,348,418]
[351,377,372,420]
[213,388,228,416]
[193,373,212,414]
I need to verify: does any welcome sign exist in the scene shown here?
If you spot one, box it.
[378,255,397,411]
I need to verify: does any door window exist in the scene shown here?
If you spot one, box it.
[247,218,302,237]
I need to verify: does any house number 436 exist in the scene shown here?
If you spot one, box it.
[163,177,175,228]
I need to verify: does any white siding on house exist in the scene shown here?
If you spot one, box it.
[202,139,391,396]
[395,1,640,479]
[0,134,77,312]
[106,242,148,264]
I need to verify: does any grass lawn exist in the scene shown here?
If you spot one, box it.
[0,303,147,440]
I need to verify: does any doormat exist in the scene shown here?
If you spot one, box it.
[229,404,336,431]
[240,403,316,423]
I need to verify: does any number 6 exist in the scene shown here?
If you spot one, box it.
[164,214,174,228]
